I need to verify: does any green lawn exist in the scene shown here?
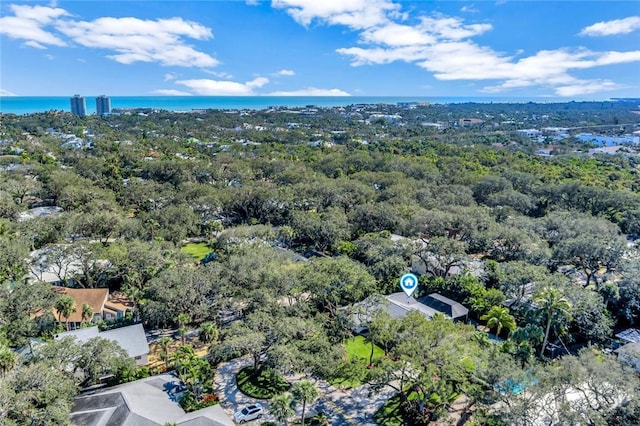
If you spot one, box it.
[180,242,211,261]
[345,335,384,361]
[236,367,290,399]
[330,335,384,389]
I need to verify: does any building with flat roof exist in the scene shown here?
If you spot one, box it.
[70,94,86,117]
[96,95,111,116]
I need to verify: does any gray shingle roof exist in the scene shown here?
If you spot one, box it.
[70,374,234,426]
[56,324,149,359]
[352,292,469,328]
[418,293,469,320]
[100,324,150,358]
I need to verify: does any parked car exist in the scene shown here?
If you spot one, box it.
[233,403,264,423]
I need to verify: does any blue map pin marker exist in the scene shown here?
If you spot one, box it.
[400,273,418,298]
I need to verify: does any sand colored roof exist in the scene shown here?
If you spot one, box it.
[105,291,135,313]
[52,287,108,323]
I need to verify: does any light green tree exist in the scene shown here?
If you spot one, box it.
[199,321,219,344]
[481,306,516,337]
[177,312,191,345]
[270,392,295,426]
[56,295,77,331]
[0,362,78,425]
[0,344,18,377]
[81,303,94,326]
[291,380,319,426]
[157,336,173,369]
[534,287,572,356]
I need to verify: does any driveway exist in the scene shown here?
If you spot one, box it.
[214,357,396,425]
[214,357,277,424]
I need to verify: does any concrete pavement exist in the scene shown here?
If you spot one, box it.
[213,357,397,425]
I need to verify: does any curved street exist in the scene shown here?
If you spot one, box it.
[213,357,396,425]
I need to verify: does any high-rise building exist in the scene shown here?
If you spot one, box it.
[70,95,86,117]
[96,95,111,116]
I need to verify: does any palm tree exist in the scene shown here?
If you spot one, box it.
[292,380,319,426]
[270,392,295,426]
[480,306,516,337]
[157,336,173,369]
[123,284,143,321]
[55,295,77,331]
[176,313,190,345]
[81,303,93,327]
[0,346,17,377]
[199,322,219,344]
[534,287,572,356]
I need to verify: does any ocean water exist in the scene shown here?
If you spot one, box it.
[0,95,564,115]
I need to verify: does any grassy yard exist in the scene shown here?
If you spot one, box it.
[345,335,384,361]
[181,242,211,261]
[330,335,384,389]
[236,366,290,399]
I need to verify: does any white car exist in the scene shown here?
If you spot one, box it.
[233,403,264,423]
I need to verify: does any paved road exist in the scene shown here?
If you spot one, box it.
[214,357,396,425]
[214,357,278,424]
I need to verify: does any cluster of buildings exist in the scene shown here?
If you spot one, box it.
[70,94,111,117]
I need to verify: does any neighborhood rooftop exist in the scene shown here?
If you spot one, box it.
[70,374,234,426]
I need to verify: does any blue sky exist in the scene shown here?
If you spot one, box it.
[1,1,639,98]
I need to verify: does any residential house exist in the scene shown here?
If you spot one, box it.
[615,342,640,373]
[103,291,136,320]
[55,323,150,366]
[352,292,469,333]
[70,374,235,426]
[52,287,108,329]
[459,118,484,127]
[47,288,135,330]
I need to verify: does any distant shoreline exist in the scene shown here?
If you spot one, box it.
[0,95,623,115]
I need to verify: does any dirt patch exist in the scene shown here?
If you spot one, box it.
[147,332,210,370]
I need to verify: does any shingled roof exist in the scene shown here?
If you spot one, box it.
[70,374,234,426]
[51,287,108,323]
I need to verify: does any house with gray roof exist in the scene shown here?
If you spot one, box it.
[70,374,234,426]
[352,292,469,333]
[55,323,150,366]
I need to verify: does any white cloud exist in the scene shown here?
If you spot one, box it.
[0,5,68,48]
[267,87,350,96]
[272,0,398,30]
[555,80,621,97]
[0,89,17,96]
[45,53,55,60]
[24,40,47,49]
[580,16,640,36]
[176,77,269,95]
[56,16,218,67]
[151,89,193,96]
[202,70,234,79]
[460,4,479,13]
[275,0,640,96]
[164,73,177,81]
[275,69,296,76]
[0,5,218,67]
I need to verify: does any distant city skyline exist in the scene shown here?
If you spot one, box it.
[95,95,111,116]
[69,94,86,117]
[1,1,639,98]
